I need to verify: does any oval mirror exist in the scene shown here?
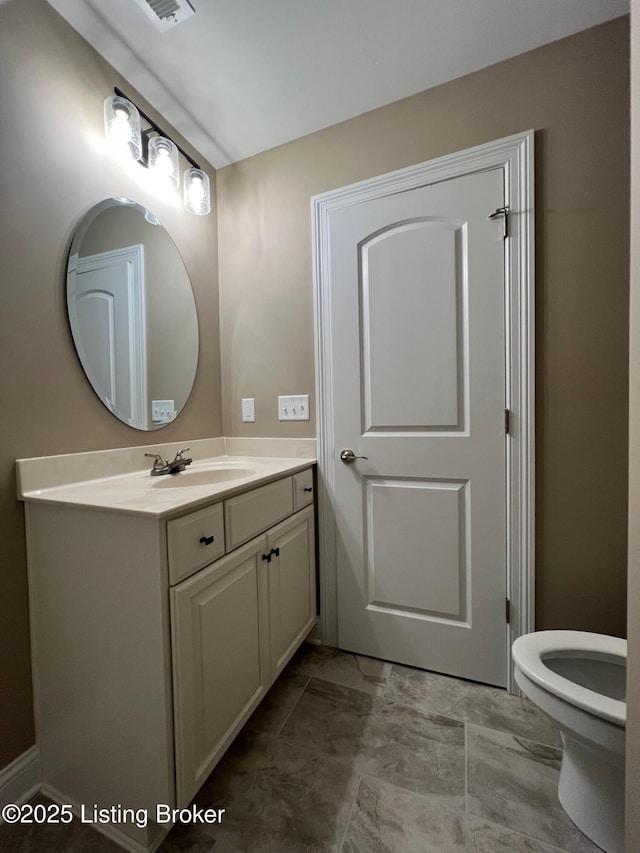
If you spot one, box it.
[66,198,199,430]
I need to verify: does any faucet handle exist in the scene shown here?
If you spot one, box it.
[173,447,190,461]
[145,452,167,471]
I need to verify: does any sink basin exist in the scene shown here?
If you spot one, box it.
[151,467,256,488]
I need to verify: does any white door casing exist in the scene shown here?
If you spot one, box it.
[312,132,534,691]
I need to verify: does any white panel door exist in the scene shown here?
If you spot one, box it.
[67,245,146,428]
[330,168,508,686]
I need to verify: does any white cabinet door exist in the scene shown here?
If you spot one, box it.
[266,507,316,680]
[171,536,270,806]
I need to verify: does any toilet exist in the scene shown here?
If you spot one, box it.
[512,631,626,853]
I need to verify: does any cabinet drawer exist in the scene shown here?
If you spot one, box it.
[293,468,314,511]
[224,477,293,551]
[168,503,225,585]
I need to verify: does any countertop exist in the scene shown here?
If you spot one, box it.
[18,454,315,519]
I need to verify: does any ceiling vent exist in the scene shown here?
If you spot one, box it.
[131,0,195,30]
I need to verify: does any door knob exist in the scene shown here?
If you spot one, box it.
[340,449,368,464]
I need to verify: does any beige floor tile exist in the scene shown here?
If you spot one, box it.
[386,664,562,748]
[341,774,570,853]
[280,677,465,797]
[289,643,392,696]
[466,724,601,853]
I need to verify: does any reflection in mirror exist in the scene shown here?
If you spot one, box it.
[66,198,199,430]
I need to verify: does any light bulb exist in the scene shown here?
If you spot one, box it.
[156,149,171,174]
[111,108,132,146]
[183,167,211,215]
[149,136,179,191]
[104,96,142,161]
[188,176,203,206]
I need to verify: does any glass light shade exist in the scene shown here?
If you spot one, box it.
[183,167,211,215]
[104,96,142,161]
[149,136,180,191]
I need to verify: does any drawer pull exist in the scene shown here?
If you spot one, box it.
[270,547,280,558]
[199,535,215,546]
[303,487,313,493]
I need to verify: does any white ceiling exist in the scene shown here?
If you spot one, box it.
[48,0,629,168]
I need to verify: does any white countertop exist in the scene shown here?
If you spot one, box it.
[19,455,314,518]
[17,438,316,518]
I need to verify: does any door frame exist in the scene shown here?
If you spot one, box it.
[311,130,534,691]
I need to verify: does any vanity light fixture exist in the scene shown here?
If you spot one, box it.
[104,87,210,215]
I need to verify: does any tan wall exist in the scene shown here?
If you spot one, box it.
[0,0,222,769]
[218,18,630,639]
[628,2,640,847]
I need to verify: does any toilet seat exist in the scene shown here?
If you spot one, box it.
[512,630,626,726]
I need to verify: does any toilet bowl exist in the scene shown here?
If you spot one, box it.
[512,631,626,853]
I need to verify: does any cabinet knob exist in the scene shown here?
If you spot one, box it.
[303,487,313,493]
[262,552,272,563]
[270,547,280,557]
[199,535,215,546]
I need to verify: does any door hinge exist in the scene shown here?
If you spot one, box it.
[489,206,509,239]
[504,408,510,434]
[505,598,511,624]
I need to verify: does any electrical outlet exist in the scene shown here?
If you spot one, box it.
[278,395,310,421]
[151,400,176,423]
[241,397,255,423]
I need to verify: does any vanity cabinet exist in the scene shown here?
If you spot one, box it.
[171,504,315,805]
[23,464,316,851]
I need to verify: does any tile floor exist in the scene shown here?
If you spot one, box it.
[0,644,604,852]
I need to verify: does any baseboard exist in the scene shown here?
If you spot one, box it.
[305,617,324,645]
[43,784,170,853]
[0,745,41,812]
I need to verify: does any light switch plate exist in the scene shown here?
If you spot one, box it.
[241,397,255,423]
[151,400,176,423]
[278,395,310,420]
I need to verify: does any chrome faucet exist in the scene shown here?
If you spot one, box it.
[145,447,193,476]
